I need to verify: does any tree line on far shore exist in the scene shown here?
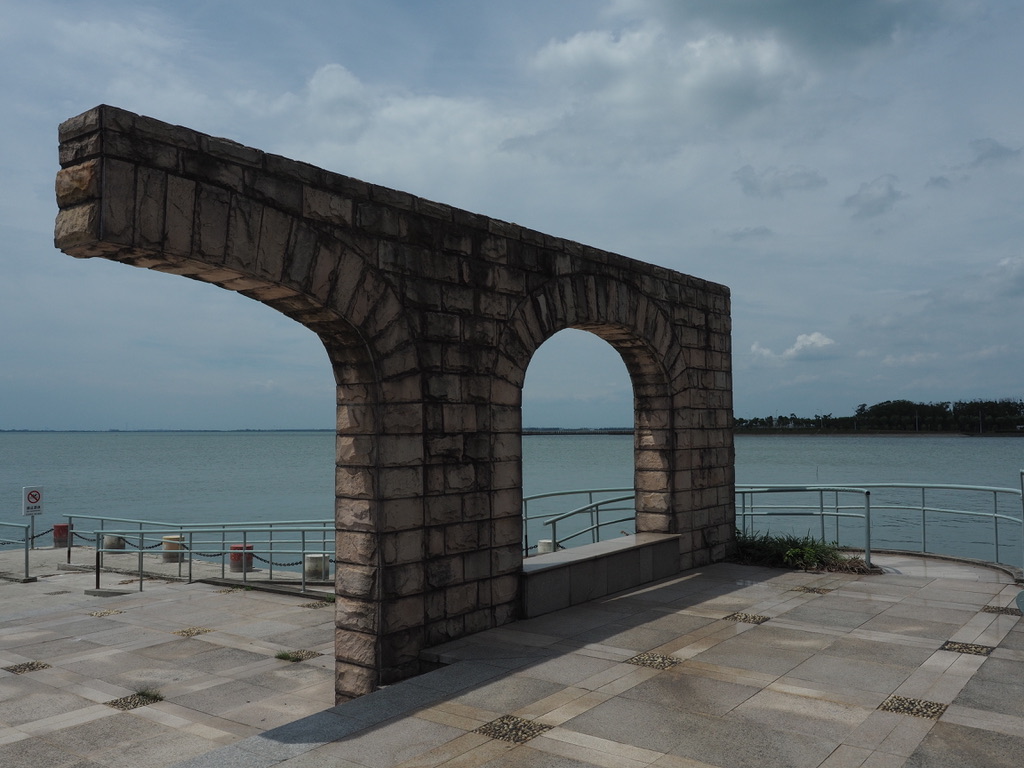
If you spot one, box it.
[736,399,1024,434]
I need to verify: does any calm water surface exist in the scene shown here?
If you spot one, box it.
[2,432,1021,563]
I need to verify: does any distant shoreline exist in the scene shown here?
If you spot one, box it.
[2,428,1021,437]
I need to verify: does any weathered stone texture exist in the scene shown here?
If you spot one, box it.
[54,105,734,702]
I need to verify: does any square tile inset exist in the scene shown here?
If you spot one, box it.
[724,612,771,625]
[940,640,994,656]
[474,714,552,744]
[2,660,51,674]
[625,652,681,670]
[173,626,213,638]
[981,605,1022,617]
[878,694,947,720]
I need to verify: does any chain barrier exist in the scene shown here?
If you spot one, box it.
[0,539,21,546]
[251,553,303,567]
[30,527,55,541]
[55,530,331,568]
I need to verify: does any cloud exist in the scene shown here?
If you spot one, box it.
[751,332,836,362]
[843,174,906,218]
[925,175,951,189]
[882,352,939,366]
[509,20,806,162]
[727,225,774,241]
[608,0,946,62]
[733,164,826,198]
[969,138,1021,168]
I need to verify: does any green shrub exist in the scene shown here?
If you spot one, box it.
[733,530,873,573]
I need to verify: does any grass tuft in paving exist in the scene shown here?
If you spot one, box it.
[275,649,323,662]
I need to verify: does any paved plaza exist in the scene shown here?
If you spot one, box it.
[2,546,1023,767]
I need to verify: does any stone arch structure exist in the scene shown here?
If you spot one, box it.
[54,105,734,700]
[496,275,697,537]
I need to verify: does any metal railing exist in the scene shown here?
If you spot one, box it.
[64,514,334,592]
[738,476,1024,570]
[522,488,635,554]
[737,485,874,567]
[523,472,1024,570]
[0,521,31,580]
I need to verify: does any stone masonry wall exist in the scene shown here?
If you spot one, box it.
[54,105,734,701]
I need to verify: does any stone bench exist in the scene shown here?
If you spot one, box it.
[520,533,682,617]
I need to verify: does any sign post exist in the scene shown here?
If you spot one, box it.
[22,487,43,549]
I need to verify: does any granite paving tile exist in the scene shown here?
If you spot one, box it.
[905,720,1024,768]
[618,664,760,716]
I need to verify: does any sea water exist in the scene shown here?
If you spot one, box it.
[1,431,1022,563]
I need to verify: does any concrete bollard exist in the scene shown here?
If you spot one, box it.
[53,523,70,549]
[304,554,330,581]
[229,543,254,572]
[162,535,185,563]
[103,534,126,551]
[537,539,554,554]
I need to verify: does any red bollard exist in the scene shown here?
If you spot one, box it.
[229,544,254,572]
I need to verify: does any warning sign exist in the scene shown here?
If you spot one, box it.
[22,486,43,516]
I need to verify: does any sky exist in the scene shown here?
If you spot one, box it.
[1,0,1022,430]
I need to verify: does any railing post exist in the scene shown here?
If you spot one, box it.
[301,529,307,593]
[1019,470,1024,573]
[818,491,825,543]
[993,490,1000,564]
[137,532,144,592]
[920,487,927,555]
[863,491,872,568]
[66,514,73,563]
[522,497,530,555]
[23,523,30,581]
[95,531,101,590]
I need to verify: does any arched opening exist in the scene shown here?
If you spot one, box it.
[521,329,635,552]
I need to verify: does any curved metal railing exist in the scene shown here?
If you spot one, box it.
[524,472,1024,569]
[522,488,634,554]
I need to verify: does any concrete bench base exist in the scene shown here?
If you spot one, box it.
[520,533,682,618]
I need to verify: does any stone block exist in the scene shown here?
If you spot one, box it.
[335,629,377,667]
[382,595,424,633]
[336,529,377,563]
[381,497,423,531]
[445,583,478,616]
[335,661,378,699]
[55,160,100,207]
[426,555,463,589]
[382,529,424,565]
[334,596,379,633]
[336,563,377,599]
[335,466,374,500]
[383,562,424,596]
[54,203,100,250]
